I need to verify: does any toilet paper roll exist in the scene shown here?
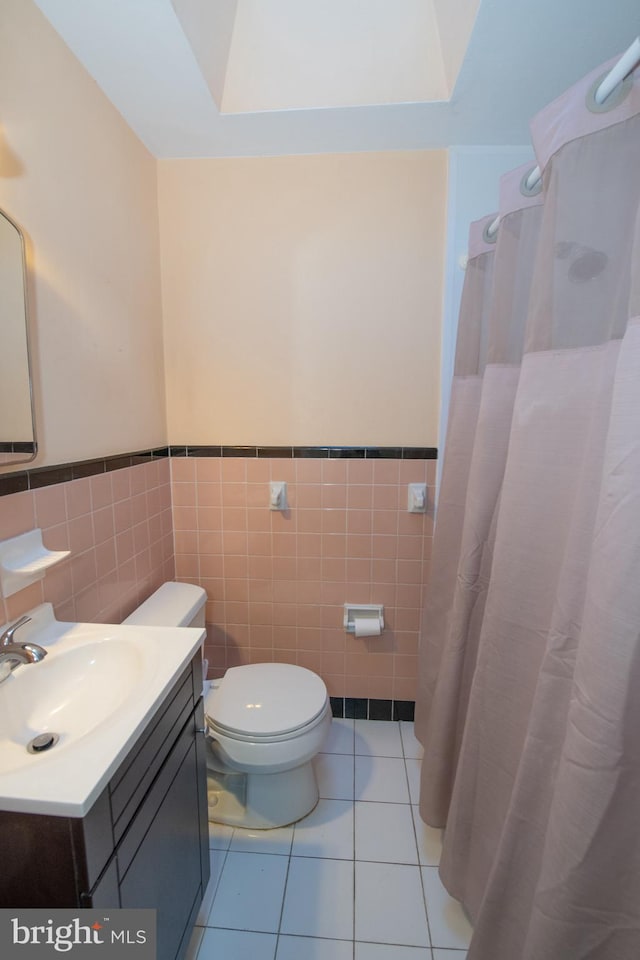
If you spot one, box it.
[354,617,382,638]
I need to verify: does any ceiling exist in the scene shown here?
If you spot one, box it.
[34,0,640,159]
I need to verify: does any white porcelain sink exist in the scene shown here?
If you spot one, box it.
[0,603,204,816]
[0,638,144,775]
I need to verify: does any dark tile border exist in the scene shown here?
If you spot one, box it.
[333,697,415,722]
[0,472,29,496]
[344,697,368,719]
[0,444,437,498]
[393,700,416,722]
[0,442,36,453]
[0,447,171,498]
[168,445,437,460]
[368,698,393,721]
[329,696,345,718]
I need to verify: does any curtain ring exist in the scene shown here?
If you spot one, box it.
[585,70,633,114]
[520,167,543,198]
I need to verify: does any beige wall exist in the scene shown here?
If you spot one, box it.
[159,151,447,447]
[0,0,166,470]
[0,2,448,465]
[0,216,32,441]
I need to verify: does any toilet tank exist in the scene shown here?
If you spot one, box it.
[123,581,206,629]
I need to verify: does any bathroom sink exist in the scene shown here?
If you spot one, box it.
[0,603,204,816]
[0,638,144,776]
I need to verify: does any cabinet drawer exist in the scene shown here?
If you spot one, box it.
[111,666,193,837]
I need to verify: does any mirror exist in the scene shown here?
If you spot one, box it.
[0,208,36,466]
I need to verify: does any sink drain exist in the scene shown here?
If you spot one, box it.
[27,732,59,754]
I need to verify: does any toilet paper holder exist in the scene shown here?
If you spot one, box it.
[344,603,385,635]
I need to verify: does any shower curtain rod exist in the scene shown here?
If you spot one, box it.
[482,36,640,243]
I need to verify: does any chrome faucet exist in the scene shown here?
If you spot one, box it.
[0,615,47,681]
[1,615,33,646]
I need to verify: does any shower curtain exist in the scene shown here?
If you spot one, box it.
[415,55,640,960]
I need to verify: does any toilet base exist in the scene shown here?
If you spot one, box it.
[206,759,320,829]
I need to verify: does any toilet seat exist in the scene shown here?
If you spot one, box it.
[204,662,328,740]
[207,703,330,744]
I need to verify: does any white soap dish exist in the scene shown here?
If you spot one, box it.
[0,529,70,598]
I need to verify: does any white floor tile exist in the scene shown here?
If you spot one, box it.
[206,852,289,933]
[400,721,424,759]
[422,867,473,950]
[354,720,404,757]
[277,935,353,960]
[196,850,227,926]
[193,716,471,959]
[208,820,234,851]
[355,801,418,864]
[292,798,354,860]
[355,756,410,803]
[230,823,294,856]
[322,718,355,754]
[411,806,442,866]
[197,928,277,960]
[314,753,355,800]
[405,757,422,804]
[355,861,429,947]
[355,944,431,960]
[280,857,354,940]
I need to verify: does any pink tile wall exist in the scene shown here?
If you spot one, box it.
[0,460,174,627]
[172,457,435,700]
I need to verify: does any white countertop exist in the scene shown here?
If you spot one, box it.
[0,604,204,817]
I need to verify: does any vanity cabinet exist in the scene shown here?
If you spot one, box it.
[0,653,210,960]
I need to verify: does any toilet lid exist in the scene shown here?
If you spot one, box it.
[205,663,328,738]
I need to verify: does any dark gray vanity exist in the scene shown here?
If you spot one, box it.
[0,652,210,960]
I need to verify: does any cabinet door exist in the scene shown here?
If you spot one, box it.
[83,859,120,908]
[119,739,203,960]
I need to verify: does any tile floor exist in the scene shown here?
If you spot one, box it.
[186,719,472,960]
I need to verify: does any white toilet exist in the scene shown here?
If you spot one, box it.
[123,582,331,829]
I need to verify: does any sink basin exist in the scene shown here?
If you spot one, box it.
[0,638,144,775]
[0,603,204,816]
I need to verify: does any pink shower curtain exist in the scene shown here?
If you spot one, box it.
[416,55,640,960]
[415,214,494,823]
[417,167,543,826]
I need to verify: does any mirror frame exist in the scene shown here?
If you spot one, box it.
[0,207,37,467]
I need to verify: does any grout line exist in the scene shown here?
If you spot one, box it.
[416,813,434,955]
[198,844,229,931]
[352,731,357,960]
[271,932,355,943]
[200,923,279,936]
[399,755,433,951]
[274,839,293,959]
